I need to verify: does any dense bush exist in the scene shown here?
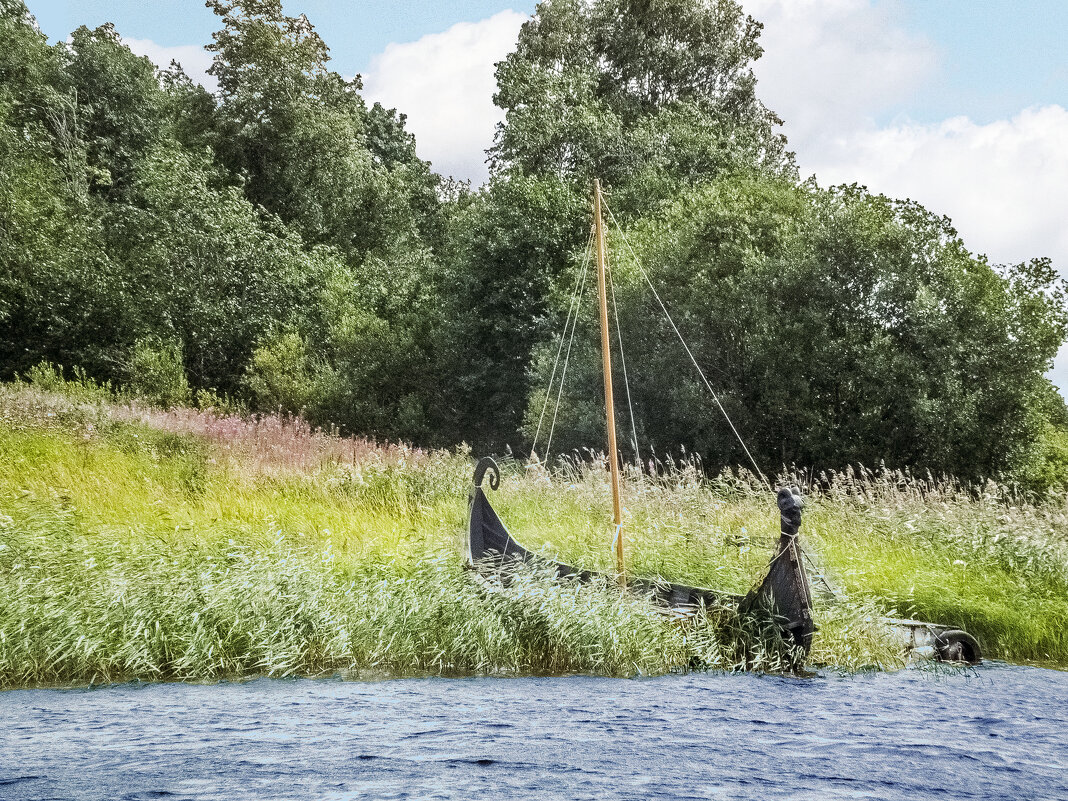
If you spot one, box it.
[126,337,191,408]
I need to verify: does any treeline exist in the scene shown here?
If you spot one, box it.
[2,0,1066,489]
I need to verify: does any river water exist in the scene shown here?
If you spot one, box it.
[2,663,1066,801]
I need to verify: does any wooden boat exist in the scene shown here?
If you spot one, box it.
[468,456,818,652]
[465,180,980,666]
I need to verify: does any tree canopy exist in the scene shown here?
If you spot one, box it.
[527,177,1067,481]
[1,0,1066,490]
[490,0,794,198]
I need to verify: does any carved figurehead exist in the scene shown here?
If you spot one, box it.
[739,485,817,651]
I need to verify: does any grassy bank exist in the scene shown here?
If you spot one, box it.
[1,385,1066,687]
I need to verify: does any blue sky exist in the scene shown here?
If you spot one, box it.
[28,0,1068,118]
[895,0,1067,123]
[23,0,1068,387]
[29,2,537,74]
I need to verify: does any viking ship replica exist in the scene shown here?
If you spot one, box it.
[465,180,980,665]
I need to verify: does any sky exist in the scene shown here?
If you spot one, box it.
[25,0,1068,387]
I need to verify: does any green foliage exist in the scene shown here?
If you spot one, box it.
[471,0,799,455]
[21,361,66,392]
[1,0,1066,485]
[0,1,69,140]
[127,337,191,408]
[528,176,1068,482]
[490,0,793,198]
[103,141,326,393]
[440,175,587,447]
[1,0,450,444]
[0,95,118,378]
[206,0,438,260]
[243,330,318,412]
[1017,422,1068,497]
[21,361,113,402]
[64,23,166,196]
[304,268,440,441]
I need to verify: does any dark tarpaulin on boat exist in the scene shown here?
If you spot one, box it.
[467,483,534,567]
[467,459,592,581]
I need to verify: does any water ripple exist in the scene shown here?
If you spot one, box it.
[1,664,1067,800]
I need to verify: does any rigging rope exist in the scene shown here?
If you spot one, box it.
[543,237,592,467]
[601,199,769,488]
[802,547,845,600]
[531,228,594,460]
[606,240,642,468]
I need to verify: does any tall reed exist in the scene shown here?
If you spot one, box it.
[2,385,1064,687]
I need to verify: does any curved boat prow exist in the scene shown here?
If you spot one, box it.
[467,457,533,567]
[467,457,591,580]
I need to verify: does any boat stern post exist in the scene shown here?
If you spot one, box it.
[741,486,817,653]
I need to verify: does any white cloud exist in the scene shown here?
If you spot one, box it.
[744,0,1068,389]
[362,10,527,184]
[747,0,936,139]
[123,37,217,93]
[806,106,1068,270]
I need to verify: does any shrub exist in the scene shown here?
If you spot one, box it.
[1016,422,1068,498]
[21,361,113,401]
[127,337,191,408]
[242,330,318,413]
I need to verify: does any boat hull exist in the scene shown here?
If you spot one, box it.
[466,458,817,653]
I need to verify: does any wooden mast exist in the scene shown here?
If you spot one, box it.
[593,179,625,581]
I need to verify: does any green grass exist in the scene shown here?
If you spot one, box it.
[803,473,1068,664]
[1,384,1066,687]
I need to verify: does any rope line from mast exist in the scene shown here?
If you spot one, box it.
[601,199,769,487]
[606,237,642,468]
[543,236,593,468]
[531,227,594,461]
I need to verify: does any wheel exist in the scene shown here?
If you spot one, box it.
[934,629,981,665]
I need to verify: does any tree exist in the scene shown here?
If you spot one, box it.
[439,175,587,448]
[206,0,437,261]
[0,6,119,378]
[447,0,798,450]
[63,23,166,198]
[0,0,67,133]
[490,0,793,200]
[0,95,116,378]
[103,142,328,394]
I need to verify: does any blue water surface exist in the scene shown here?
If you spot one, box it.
[2,663,1066,800]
